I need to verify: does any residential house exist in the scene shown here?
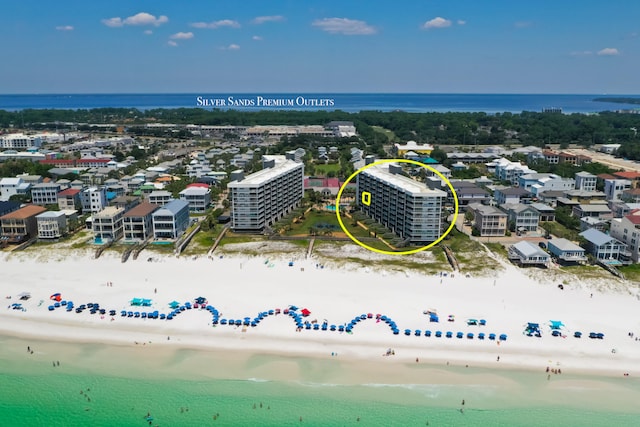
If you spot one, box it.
[575,172,597,192]
[604,178,632,202]
[493,186,531,205]
[111,196,140,212]
[518,173,575,197]
[147,191,173,206]
[394,141,434,156]
[613,171,640,189]
[36,211,68,239]
[508,241,549,267]
[621,188,640,203]
[123,202,160,242]
[179,186,211,212]
[502,203,540,232]
[92,206,125,243]
[57,188,82,211]
[530,203,555,221]
[579,228,629,265]
[450,181,491,208]
[580,216,610,232]
[0,201,21,217]
[572,204,612,220]
[0,177,30,201]
[468,203,507,237]
[81,186,107,214]
[0,204,47,242]
[546,238,587,263]
[610,210,640,262]
[563,190,607,204]
[152,199,190,240]
[30,182,61,206]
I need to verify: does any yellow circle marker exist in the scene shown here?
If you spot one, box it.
[335,159,459,255]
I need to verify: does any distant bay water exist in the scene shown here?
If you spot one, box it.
[1,93,639,114]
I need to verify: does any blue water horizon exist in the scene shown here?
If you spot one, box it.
[1,93,640,114]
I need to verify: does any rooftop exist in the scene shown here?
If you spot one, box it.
[547,238,585,252]
[360,163,447,197]
[228,157,303,188]
[124,202,160,218]
[580,228,621,247]
[0,204,47,220]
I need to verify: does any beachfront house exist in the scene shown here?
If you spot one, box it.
[579,228,629,265]
[0,204,47,243]
[36,211,68,239]
[357,162,446,243]
[179,186,211,213]
[123,202,160,242]
[610,210,640,262]
[92,206,125,243]
[468,203,507,237]
[152,199,190,240]
[546,238,587,264]
[227,155,304,231]
[530,203,555,222]
[508,241,550,267]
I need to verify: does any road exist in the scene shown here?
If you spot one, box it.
[564,148,640,172]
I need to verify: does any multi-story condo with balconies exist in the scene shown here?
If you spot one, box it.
[227,155,304,231]
[152,199,190,240]
[92,206,124,243]
[123,202,160,242]
[356,163,447,244]
[81,186,107,214]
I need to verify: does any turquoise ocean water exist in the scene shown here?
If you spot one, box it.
[1,337,639,427]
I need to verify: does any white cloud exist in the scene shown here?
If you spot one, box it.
[312,17,376,35]
[228,44,240,50]
[570,50,593,56]
[457,20,466,26]
[190,19,241,29]
[422,17,452,30]
[168,40,178,47]
[102,12,168,28]
[170,32,194,40]
[102,17,123,27]
[55,25,74,31]
[252,35,263,41]
[144,30,153,35]
[252,15,285,24]
[597,47,620,56]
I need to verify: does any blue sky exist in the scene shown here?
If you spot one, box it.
[1,0,638,94]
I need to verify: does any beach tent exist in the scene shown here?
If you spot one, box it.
[467,319,478,326]
[168,301,180,309]
[195,297,207,304]
[141,299,152,307]
[50,293,62,302]
[429,313,439,322]
[18,292,31,300]
[130,298,143,306]
[549,320,565,330]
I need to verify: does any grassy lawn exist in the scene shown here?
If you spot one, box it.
[313,163,341,175]
[371,125,397,142]
[485,242,508,258]
[541,221,581,241]
[618,264,640,281]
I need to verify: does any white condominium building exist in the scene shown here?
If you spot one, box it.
[357,163,447,243]
[228,155,304,231]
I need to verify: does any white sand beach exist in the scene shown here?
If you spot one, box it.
[2,246,640,382]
